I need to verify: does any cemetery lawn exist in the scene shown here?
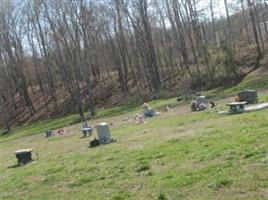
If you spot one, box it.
[1,91,268,199]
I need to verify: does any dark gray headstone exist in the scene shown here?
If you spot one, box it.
[238,90,258,104]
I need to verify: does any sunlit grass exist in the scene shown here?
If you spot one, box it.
[1,91,268,199]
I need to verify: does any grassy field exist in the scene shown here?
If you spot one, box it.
[0,97,179,143]
[1,89,268,200]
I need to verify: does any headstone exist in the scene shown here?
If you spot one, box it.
[238,90,258,104]
[144,109,156,118]
[191,96,208,111]
[226,102,247,114]
[81,122,92,137]
[46,130,53,137]
[196,96,208,105]
[96,122,112,144]
[14,148,34,165]
[81,128,92,137]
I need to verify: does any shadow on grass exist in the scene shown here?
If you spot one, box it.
[7,164,20,169]
[7,160,36,169]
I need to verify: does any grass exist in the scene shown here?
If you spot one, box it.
[0,114,81,142]
[204,68,268,99]
[0,97,179,143]
[1,71,268,199]
[1,90,268,199]
[97,97,178,118]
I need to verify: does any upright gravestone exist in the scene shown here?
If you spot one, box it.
[191,96,208,111]
[46,130,53,137]
[14,148,34,165]
[81,122,92,137]
[96,122,113,144]
[196,96,208,105]
[238,90,258,104]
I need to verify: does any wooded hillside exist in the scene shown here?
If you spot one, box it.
[0,0,268,131]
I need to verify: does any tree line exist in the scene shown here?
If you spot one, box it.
[0,0,267,132]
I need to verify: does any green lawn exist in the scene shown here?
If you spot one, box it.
[1,91,268,199]
[0,114,81,142]
[0,97,179,143]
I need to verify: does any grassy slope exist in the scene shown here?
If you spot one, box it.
[205,67,268,99]
[1,70,268,200]
[0,98,178,142]
[1,67,267,141]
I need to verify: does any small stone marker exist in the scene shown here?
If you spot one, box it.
[81,122,92,137]
[46,130,53,137]
[14,148,34,165]
[81,127,92,137]
[226,101,247,114]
